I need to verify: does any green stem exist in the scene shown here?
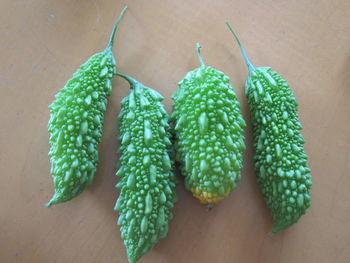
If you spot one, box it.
[115,72,139,89]
[106,6,128,49]
[225,22,255,72]
[196,43,205,67]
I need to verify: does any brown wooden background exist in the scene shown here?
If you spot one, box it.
[1,0,349,262]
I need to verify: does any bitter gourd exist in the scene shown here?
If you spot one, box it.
[226,23,312,233]
[114,73,177,263]
[46,7,127,207]
[171,43,246,206]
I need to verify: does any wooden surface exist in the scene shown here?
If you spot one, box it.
[1,0,349,262]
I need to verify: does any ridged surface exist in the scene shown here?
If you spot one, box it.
[172,66,245,205]
[47,50,115,206]
[246,67,312,233]
[115,83,176,263]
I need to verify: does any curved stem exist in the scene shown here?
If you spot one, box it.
[106,6,128,50]
[225,22,255,72]
[114,72,138,89]
[196,43,205,67]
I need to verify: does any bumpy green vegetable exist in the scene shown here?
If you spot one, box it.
[115,73,177,263]
[46,7,127,207]
[226,23,312,233]
[171,43,246,206]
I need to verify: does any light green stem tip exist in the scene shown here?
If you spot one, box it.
[225,22,255,72]
[107,6,128,49]
[196,42,205,67]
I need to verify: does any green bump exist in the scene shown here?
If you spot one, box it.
[117,214,124,225]
[80,121,88,134]
[185,154,192,171]
[217,123,224,132]
[93,115,100,125]
[262,69,277,86]
[144,121,153,146]
[140,95,150,108]
[297,194,304,207]
[200,159,209,172]
[122,132,131,145]
[141,216,148,233]
[199,112,208,134]
[163,154,171,172]
[226,136,234,149]
[76,135,83,147]
[145,192,153,214]
[128,91,136,109]
[256,81,264,94]
[114,197,122,211]
[85,95,92,105]
[223,157,231,171]
[56,131,64,154]
[64,170,72,182]
[220,111,229,124]
[266,154,272,163]
[226,22,312,233]
[57,107,66,119]
[71,159,79,168]
[127,173,136,189]
[149,169,156,185]
[160,192,167,204]
[265,92,273,104]
[158,126,166,136]
[92,91,99,99]
[143,155,151,166]
[275,144,282,158]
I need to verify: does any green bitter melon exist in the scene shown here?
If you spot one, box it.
[115,73,177,263]
[171,43,246,206]
[226,22,312,233]
[47,7,127,207]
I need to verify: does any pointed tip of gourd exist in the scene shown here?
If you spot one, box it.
[268,231,275,237]
[270,224,285,234]
[46,192,65,207]
[206,204,214,211]
[127,250,138,263]
[45,195,57,208]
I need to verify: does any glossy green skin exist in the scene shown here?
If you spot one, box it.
[246,67,312,233]
[172,66,245,205]
[115,81,176,263]
[47,49,115,206]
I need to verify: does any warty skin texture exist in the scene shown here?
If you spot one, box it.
[115,74,177,263]
[226,22,312,233]
[48,51,115,206]
[171,44,246,206]
[47,7,127,207]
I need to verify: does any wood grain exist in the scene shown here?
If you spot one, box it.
[0,0,349,262]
